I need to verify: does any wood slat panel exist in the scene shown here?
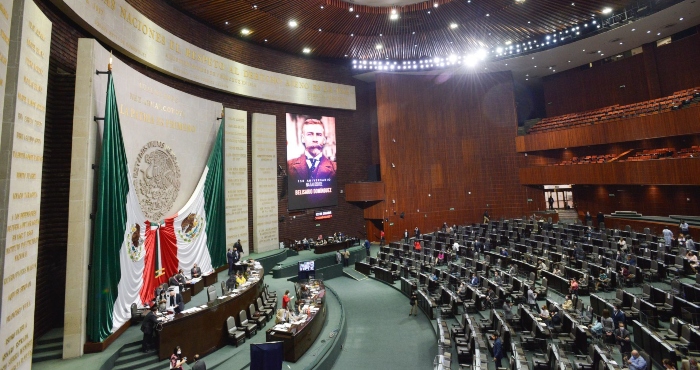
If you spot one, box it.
[374,71,536,241]
[518,104,700,152]
[345,181,385,201]
[519,158,700,185]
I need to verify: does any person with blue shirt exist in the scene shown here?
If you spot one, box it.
[470,273,479,286]
[364,239,371,257]
[627,350,647,370]
[492,332,503,368]
[500,248,508,257]
[612,304,626,328]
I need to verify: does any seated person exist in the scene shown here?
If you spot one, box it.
[539,305,551,327]
[414,240,421,251]
[436,251,445,265]
[627,350,647,370]
[500,248,508,257]
[569,278,579,296]
[235,272,246,286]
[169,289,184,314]
[562,295,574,311]
[621,265,630,281]
[550,305,562,326]
[485,287,498,307]
[176,269,187,285]
[596,271,610,291]
[626,254,637,267]
[299,285,310,300]
[502,300,514,320]
[469,273,479,286]
[190,263,202,279]
[538,259,547,272]
[687,251,699,273]
[618,238,628,253]
[552,266,562,276]
[493,271,503,285]
[429,273,439,282]
[225,274,237,292]
[156,289,168,313]
[457,282,467,297]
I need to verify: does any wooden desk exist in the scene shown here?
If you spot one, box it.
[157,269,263,361]
[181,287,191,304]
[187,279,204,296]
[313,239,357,254]
[266,286,326,362]
[202,273,218,287]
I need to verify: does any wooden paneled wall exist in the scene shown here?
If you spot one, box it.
[517,104,700,152]
[572,185,700,221]
[374,72,536,241]
[520,158,700,185]
[542,27,700,117]
[345,182,385,202]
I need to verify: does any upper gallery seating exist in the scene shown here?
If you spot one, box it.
[529,87,700,134]
[550,146,700,166]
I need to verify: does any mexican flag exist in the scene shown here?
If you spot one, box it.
[86,74,227,342]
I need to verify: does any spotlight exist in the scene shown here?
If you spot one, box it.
[601,7,612,14]
[288,20,298,28]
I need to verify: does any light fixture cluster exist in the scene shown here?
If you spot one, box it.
[493,20,599,58]
[352,50,488,71]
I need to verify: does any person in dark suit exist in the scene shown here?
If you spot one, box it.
[191,354,206,370]
[287,119,337,208]
[492,332,503,368]
[191,263,202,279]
[169,290,185,314]
[612,304,626,328]
[234,239,244,257]
[227,248,235,275]
[141,306,158,352]
[404,229,409,244]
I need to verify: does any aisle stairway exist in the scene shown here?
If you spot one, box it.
[110,342,166,370]
[343,269,367,281]
[557,209,580,224]
[32,330,63,363]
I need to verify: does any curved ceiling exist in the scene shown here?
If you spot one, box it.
[167,0,635,60]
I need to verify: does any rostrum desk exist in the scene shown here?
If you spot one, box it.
[313,239,356,254]
[266,287,326,362]
[157,269,263,361]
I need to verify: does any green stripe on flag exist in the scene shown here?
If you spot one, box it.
[204,121,226,268]
[87,73,129,342]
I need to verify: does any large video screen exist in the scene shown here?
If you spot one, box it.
[286,113,338,210]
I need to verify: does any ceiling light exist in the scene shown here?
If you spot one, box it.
[390,13,399,20]
[349,7,353,12]
[356,14,359,17]
[680,17,684,21]
[225,21,229,25]
[602,7,612,14]
[631,28,636,31]
[241,28,251,35]
[486,13,490,17]
[303,47,311,54]
[351,34,354,36]
[320,5,324,9]
[657,32,661,35]
[252,5,258,9]
[647,30,651,33]
[434,2,439,7]
[376,44,383,49]
[288,20,298,28]
[264,39,267,42]
[450,23,458,29]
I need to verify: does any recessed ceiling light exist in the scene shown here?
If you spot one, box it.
[376,44,383,49]
[619,42,623,44]
[602,7,612,14]
[356,14,359,18]
[225,21,229,25]
[680,17,684,21]
[571,2,575,5]
[241,28,251,35]
[289,20,298,28]
[657,32,661,35]
[434,2,438,7]
[647,30,651,33]
[318,28,322,32]
[390,13,399,20]
[351,33,354,36]
[252,5,258,9]
[303,47,311,54]
[320,5,324,9]
[380,34,383,36]
[349,7,353,12]
[427,11,431,14]
[450,23,458,29]
[486,13,490,17]
[264,39,268,42]
[412,31,416,34]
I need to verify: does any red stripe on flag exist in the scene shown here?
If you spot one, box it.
[159,217,180,285]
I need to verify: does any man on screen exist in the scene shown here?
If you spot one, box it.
[287,119,337,209]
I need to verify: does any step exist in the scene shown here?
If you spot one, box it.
[34,336,62,347]
[141,359,175,370]
[112,354,159,370]
[343,269,368,281]
[33,341,62,353]
[31,349,62,363]
[114,349,154,366]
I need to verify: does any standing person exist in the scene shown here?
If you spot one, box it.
[615,321,632,363]
[404,229,409,244]
[364,239,371,257]
[379,230,385,246]
[170,346,187,370]
[409,291,418,316]
[597,212,605,227]
[483,211,490,224]
[234,239,244,258]
[282,290,291,310]
[680,220,691,237]
[687,236,696,252]
[585,211,593,224]
[548,195,555,210]
[191,354,206,370]
[226,248,235,275]
[336,250,342,265]
[527,287,538,312]
[140,306,158,352]
[343,249,350,267]
[492,332,503,368]
[663,227,674,250]
[414,226,420,239]
[612,304,626,328]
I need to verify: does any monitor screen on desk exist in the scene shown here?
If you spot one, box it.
[299,261,315,271]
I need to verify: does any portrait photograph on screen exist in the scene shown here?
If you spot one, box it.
[286,113,338,210]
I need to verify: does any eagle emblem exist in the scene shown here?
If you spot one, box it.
[133,141,181,220]
[177,213,205,242]
[125,223,145,261]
